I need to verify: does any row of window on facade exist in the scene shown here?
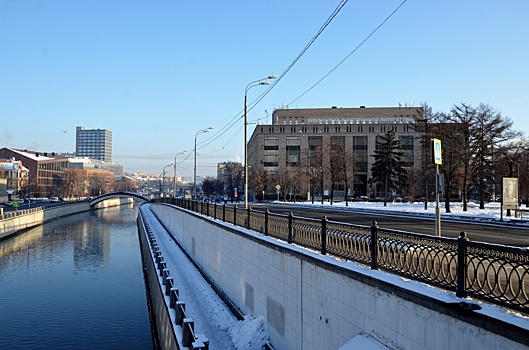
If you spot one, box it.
[261,124,413,134]
[277,115,417,125]
[262,135,415,170]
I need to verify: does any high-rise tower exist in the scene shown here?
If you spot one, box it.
[75,126,112,162]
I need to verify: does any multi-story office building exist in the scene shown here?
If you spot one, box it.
[76,126,112,162]
[247,106,425,199]
[0,148,69,198]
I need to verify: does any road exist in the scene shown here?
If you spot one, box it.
[1,200,53,212]
[249,203,529,247]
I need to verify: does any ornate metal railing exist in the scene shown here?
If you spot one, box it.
[464,240,529,312]
[158,198,529,316]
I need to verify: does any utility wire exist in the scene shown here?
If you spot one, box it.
[286,0,408,107]
[249,0,349,111]
[197,0,350,154]
[194,0,407,157]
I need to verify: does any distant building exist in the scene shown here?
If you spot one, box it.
[68,157,123,177]
[68,168,114,197]
[0,178,7,204]
[76,126,112,162]
[247,106,425,199]
[217,161,243,198]
[0,157,29,194]
[0,148,69,198]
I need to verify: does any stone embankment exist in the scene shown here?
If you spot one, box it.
[0,198,133,240]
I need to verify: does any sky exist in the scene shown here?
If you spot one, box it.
[1,1,528,178]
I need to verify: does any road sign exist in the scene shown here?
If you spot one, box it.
[276,185,281,190]
[432,138,442,165]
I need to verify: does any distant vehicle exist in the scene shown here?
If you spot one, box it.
[50,197,60,202]
[6,201,13,206]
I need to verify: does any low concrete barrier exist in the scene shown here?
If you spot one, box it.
[150,203,529,350]
[0,198,134,240]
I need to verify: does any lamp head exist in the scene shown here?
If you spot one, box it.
[268,75,277,79]
[260,81,271,86]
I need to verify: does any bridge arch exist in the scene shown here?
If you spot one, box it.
[89,191,150,207]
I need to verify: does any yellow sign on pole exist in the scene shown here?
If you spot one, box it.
[276,185,281,190]
[432,138,442,165]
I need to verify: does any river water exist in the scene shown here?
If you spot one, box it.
[0,205,155,349]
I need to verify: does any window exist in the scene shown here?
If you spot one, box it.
[400,135,414,167]
[353,136,368,172]
[286,137,301,166]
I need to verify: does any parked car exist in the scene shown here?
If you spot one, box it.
[50,197,60,202]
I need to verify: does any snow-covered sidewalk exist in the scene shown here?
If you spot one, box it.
[140,204,272,350]
[271,199,529,224]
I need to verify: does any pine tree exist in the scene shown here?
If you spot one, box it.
[369,130,408,206]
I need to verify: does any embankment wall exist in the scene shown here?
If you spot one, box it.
[150,203,529,350]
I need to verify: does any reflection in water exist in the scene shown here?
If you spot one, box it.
[0,205,154,350]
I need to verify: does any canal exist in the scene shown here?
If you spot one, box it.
[0,205,155,349]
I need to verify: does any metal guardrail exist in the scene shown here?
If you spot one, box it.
[138,211,209,350]
[0,199,91,221]
[157,198,529,316]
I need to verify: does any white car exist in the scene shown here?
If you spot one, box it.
[50,197,60,202]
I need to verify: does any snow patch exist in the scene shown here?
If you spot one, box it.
[229,315,271,350]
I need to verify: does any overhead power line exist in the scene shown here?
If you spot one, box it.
[286,0,408,107]
[197,0,351,155]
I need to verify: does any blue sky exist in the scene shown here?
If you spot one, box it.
[1,1,528,178]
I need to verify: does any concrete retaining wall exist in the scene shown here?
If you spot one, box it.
[137,212,178,350]
[0,198,134,240]
[150,203,529,350]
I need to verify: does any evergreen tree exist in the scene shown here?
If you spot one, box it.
[369,130,408,206]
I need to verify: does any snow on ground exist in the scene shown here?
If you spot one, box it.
[140,205,272,350]
[274,199,529,224]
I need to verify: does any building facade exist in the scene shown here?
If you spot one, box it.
[75,126,112,162]
[68,157,123,177]
[0,158,29,194]
[247,106,425,200]
[0,148,69,198]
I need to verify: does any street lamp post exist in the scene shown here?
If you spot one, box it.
[162,163,173,198]
[173,151,187,198]
[244,75,276,209]
[194,127,213,201]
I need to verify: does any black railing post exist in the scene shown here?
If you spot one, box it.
[222,203,226,222]
[247,206,251,229]
[214,202,217,220]
[264,209,269,236]
[321,215,328,255]
[370,221,379,270]
[288,212,294,244]
[200,200,203,214]
[233,205,237,225]
[456,231,469,298]
[207,202,210,217]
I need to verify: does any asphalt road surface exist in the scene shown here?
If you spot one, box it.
[250,203,529,247]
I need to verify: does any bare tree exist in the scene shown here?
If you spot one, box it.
[434,114,465,212]
[224,162,243,201]
[415,103,438,209]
